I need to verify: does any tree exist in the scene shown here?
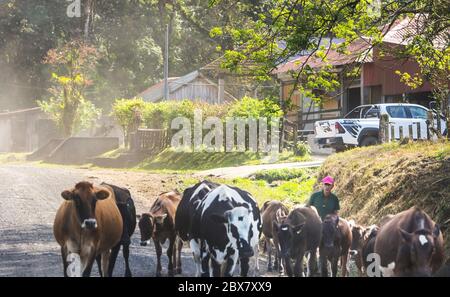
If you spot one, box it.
[37,40,101,137]
[211,0,450,120]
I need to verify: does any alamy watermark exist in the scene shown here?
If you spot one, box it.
[66,0,81,18]
[170,110,280,160]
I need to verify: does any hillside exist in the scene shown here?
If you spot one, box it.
[317,140,450,258]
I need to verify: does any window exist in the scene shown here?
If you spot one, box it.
[386,106,408,118]
[364,106,380,118]
[408,106,428,119]
[345,107,362,118]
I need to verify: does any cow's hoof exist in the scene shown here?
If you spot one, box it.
[176,267,182,274]
[156,271,162,277]
[168,270,175,277]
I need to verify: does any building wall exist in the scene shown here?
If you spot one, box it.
[0,119,12,152]
[169,77,234,104]
[363,46,432,96]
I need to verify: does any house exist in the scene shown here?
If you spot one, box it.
[138,70,237,104]
[0,107,59,152]
[273,16,445,131]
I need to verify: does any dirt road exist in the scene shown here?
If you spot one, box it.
[0,164,272,277]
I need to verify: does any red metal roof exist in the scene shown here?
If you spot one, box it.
[273,38,372,74]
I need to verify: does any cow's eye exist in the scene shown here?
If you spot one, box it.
[238,216,243,221]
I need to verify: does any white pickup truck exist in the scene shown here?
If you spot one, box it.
[314,103,447,151]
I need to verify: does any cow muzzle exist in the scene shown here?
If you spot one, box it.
[82,219,97,230]
[238,243,254,258]
[140,240,150,246]
[349,250,358,257]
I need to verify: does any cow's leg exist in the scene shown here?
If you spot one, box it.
[252,244,260,276]
[320,250,328,277]
[308,249,318,277]
[167,235,175,277]
[101,250,111,277]
[283,256,293,277]
[81,254,97,277]
[190,239,202,277]
[331,256,339,277]
[107,244,121,277]
[154,239,163,277]
[95,255,102,276]
[211,258,221,277]
[266,238,273,272]
[341,253,349,277]
[240,257,250,277]
[294,253,305,277]
[223,253,238,277]
[176,238,183,274]
[61,247,69,277]
[123,242,132,277]
[200,253,211,277]
[273,237,283,273]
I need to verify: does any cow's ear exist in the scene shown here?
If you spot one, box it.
[433,224,441,238]
[293,222,305,235]
[96,189,110,200]
[348,219,355,229]
[211,213,228,224]
[399,228,413,243]
[61,190,73,200]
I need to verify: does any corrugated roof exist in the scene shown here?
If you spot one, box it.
[273,38,372,74]
[137,70,237,102]
[0,107,42,118]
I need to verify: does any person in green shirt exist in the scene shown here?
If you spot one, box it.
[306,175,340,221]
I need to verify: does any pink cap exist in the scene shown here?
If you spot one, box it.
[321,176,335,184]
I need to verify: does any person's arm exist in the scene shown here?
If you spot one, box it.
[333,196,340,215]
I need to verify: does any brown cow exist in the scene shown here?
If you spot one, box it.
[319,214,352,277]
[53,181,123,277]
[349,221,379,276]
[261,200,289,273]
[138,190,183,277]
[374,206,444,277]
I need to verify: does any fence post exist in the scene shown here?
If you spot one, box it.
[426,110,434,140]
[408,124,413,139]
[399,126,404,140]
[379,113,390,143]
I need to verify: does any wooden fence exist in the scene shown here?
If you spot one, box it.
[379,111,439,143]
[130,129,169,153]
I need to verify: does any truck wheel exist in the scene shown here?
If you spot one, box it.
[360,136,379,147]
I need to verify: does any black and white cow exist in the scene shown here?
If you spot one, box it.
[175,180,219,276]
[191,184,262,277]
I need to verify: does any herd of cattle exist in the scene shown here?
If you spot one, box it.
[53,180,446,277]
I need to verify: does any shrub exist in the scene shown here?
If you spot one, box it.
[294,142,311,156]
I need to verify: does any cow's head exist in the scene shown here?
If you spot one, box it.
[322,214,340,250]
[212,206,255,258]
[398,225,441,276]
[61,181,109,230]
[349,223,364,258]
[274,219,305,259]
[137,213,167,246]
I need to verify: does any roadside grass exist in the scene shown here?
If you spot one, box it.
[0,153,28,164]
[135,147,312,171]
[318,140,450,258]
[172,167,319,208]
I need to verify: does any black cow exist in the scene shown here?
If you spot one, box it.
[100,182,136,277]
[175,180,220,242]
[275,206,322,277]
